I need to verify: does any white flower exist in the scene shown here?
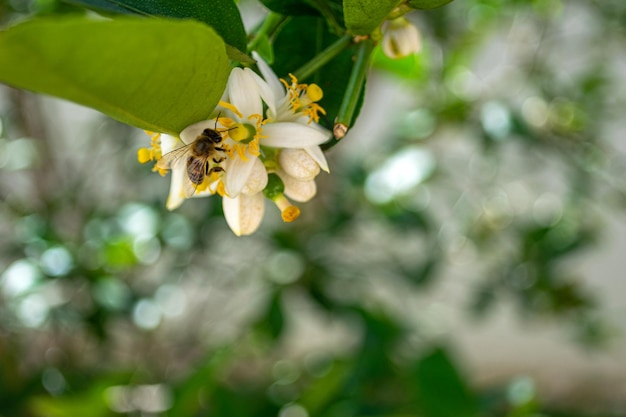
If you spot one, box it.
[255,54,331,175]
[381,17,422,59]
[140,59,332,236]
[215,67,329,197]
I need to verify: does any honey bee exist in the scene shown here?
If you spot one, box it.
[156,127,227,198]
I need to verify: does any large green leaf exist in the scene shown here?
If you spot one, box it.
[259,0,319,15]
[63,0,130,13]
[0,17,230,135]
[408,0,454,9]
[344,0,400,35]
[64,0,247,52]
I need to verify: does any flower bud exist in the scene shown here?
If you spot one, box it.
[279,171,317,203]
[242,157,268,195]
[382,17,421,59]
[279,148,320,181]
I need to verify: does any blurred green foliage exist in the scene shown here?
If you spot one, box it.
[1,0,626,416]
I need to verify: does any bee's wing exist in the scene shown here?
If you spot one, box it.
[156,145,191,170]
[183,157,208,198]
[182,173,199,198]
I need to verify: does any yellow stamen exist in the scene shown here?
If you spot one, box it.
[279,74,326,123]
[248,139,260,157]
[249,113,265,127]
[152,165,168,177]
[303,103,327,124]
[219,100,244,119]
[234,144,248,161]
[216,180,226,197]
[217,116,236,129]
[139,131,164,171]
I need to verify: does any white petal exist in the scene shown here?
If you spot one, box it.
[382,35,399,59]
[242,157,268,195]
[224,153,258,197]
[223,192,265,236]
[243,68,276,115]
[180,120,216,144]
[253,51,284,99]
[278,171,317,203]
[251,70,279,119]
[279,148,320,181]
[262,122,330,148]
[165,165,186,210]
[304,145,330,173]
[228,68,263,117]
[160,134,184,154]
[405,24,421,54]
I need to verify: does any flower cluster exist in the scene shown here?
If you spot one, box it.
[381,16,422,59]
[138,57,330,236]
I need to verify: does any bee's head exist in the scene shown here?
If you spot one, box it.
[202,128,222,143]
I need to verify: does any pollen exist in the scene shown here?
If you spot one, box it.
[196,177,211,192]
[138,131,163,167]
[137,148,152,164]
[216,181,226,197]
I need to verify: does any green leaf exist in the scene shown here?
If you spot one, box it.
[254,290,285,340]
[64,0,247,53]
[0,17,230,135]
[29,376,125,417]
[344,0,400,35]
[255,33,275,65]
[299,361,352,415]
[408,0,454,10]
[259,0,319,15]
[413,347,478,417]
[170,349,233,416]
[63,0,129,13]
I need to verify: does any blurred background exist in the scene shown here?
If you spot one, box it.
[2,0,626,416]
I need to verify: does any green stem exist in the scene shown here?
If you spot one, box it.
[292,34,353,81]
[330,39,374,142]
[247,12,287,53]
